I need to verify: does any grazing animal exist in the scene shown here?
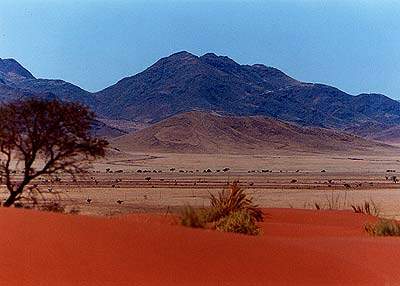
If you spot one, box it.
[117,200,123,204]
[86,198,92,204]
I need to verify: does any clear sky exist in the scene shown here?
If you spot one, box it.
[0,0,399,99]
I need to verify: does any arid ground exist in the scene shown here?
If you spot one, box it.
[3,151,400,218]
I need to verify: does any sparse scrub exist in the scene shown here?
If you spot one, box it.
[351,200,380,217]
[180,206,206,228]
[324,191,347,210]
[38,202,65,213]
[14,198,79,215]
[365,219,400,236]
[308,191,348,211]
[310,194,381,217]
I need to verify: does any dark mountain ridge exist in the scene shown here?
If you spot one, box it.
[0,58,95,106]
[0,59,116,137]
[0,58,35,80]
[94,51,400,132]
[94,51,304,122]
[1,52,400,142]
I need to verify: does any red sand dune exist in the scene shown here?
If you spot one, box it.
[0,208,399,285]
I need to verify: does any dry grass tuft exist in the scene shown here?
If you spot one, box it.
[310,191,348,211]
[365,219,400,236]
[180,206,206,228]
[209,181,263,222]
[324,191,347,210]
[351,200,380,217]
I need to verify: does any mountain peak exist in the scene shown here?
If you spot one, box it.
[200,53,239,69]
[165,51,198,61]
[149,51,199,69]
[171,50,196,57]
[0,58,35,79]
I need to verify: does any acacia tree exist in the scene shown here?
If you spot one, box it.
[0,99,108,207]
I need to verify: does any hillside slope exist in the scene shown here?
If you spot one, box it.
[113,112,391,154]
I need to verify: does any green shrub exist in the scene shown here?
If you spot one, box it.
[216,210,260,235]
[365,219,400,236]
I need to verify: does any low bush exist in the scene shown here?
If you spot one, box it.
[180,182,263,235]
[216,210,260,235]
[365,219,400,236]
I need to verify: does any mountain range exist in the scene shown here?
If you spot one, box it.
[95,52,400,132]
[1,52,400,152]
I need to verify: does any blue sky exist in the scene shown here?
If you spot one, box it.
[0,0,399,99]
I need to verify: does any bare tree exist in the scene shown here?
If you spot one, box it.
[0,99,108,207]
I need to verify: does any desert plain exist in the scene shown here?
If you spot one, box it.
[4,150,400,217]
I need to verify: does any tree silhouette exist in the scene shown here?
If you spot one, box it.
[0,99,108,207]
